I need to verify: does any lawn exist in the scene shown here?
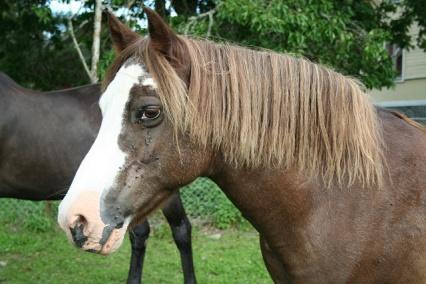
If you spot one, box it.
[0,213,271,284]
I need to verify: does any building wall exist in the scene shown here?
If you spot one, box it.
[404,23,426,80]
[370,23,426,122]
[405,48,426,79]
[370,78,426,106]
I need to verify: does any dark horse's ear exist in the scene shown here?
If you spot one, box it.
[143,7,179,57]
[104,10,140,53]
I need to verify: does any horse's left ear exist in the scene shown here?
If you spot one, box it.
[143,7,179,57]
[104,10,140,53]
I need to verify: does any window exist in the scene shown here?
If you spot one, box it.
[386,43,404,81]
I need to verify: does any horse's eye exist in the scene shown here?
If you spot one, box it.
[143,108,161,119]
[136,106,162,124]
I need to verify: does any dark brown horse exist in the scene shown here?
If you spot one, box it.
[58,9,426,283]
[0,72,196,284]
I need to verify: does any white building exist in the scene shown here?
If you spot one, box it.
[371,23,426,122]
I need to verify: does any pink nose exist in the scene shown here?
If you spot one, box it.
[59,191,105,252]
[58,191,128,254]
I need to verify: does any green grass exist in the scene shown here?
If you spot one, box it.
[0,215,271,284]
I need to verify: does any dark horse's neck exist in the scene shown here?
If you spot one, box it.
[0,73,101,200]
[208,108,426,282]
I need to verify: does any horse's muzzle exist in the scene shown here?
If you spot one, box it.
[58,191,129,255]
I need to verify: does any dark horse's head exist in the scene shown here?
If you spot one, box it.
[58,9,213,254]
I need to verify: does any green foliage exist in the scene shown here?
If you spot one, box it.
[1,0,424,90]
[0,0,145,90]
[0,199,57,233]
[181,178,246,229]
[97,49,115,79]
[379,0,426,50]
[0,179,248,231]
[180,0,400,89]
[0,1,90,89]
[213,202,246,229]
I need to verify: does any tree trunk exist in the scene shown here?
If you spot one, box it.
[90,0,102,83]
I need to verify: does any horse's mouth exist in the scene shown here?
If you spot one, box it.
[70,223,128,255]
[85,248,99,253]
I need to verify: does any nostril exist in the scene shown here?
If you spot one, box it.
[69,214,88,229]
[69,215,88,248]
[76,214,88,227]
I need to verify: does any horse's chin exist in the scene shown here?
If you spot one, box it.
[99,227,128,255]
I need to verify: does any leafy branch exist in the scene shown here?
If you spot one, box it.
[184,3,222,37]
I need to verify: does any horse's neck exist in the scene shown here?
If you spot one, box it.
[208,110,409,235]
[210,166,317,246]
[209,164,376,278]
[208,111,426,281]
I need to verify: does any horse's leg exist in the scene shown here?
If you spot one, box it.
[259,236,290,284]
[162,192,197,284]
[127,220,150,284]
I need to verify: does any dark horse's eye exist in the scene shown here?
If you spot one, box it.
[136,105,162,126]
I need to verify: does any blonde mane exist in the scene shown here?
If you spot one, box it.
[107,37,384,188]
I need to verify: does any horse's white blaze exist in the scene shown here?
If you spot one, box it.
[142,77,156,87]
[58,62,149,231]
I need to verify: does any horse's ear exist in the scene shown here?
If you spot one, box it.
[143,7,178,57]
[104,10,140,53]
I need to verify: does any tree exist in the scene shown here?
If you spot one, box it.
[68,0,103,83]
[0,0,89,89]
[91,0,103,82]
[379,0,426,50]
[180,0,401,89]
[1,0,425,90]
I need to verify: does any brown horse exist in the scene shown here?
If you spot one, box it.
[0,72,196,284]
[58,8,426,283]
